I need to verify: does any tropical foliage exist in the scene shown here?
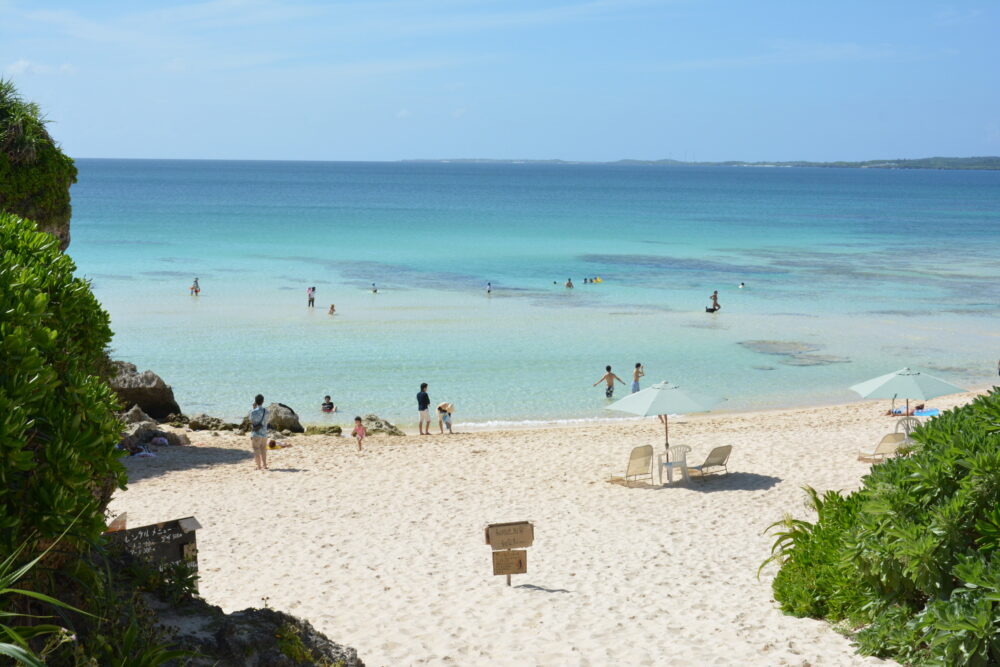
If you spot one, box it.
[0,79,77,248]
[0,211,125,563]
[766,389,1000,664]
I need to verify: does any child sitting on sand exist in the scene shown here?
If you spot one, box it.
[351,416,366,451]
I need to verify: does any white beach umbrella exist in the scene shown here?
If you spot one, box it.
[605,381,726,444]
[849,367,966,414]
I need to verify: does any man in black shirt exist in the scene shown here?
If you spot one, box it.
[417,382,431,435]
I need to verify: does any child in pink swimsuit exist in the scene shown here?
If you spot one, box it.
[351,417,366,451]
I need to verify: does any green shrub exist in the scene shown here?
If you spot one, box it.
[0,79,77,249]
[0,211,125,562]
[766,389,1000,664]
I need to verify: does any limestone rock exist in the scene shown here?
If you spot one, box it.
[238,403,304,434]
[304,425,343,436]
[151,596,364,667]
[109,361,181,420]
[124,421,189,447]
[189,414,229,431]
[122,404,154,424]
[362,414,404,437]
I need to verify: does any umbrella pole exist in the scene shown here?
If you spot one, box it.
[664,414,669,446]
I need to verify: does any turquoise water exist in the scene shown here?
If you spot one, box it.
[69,159,1000,425]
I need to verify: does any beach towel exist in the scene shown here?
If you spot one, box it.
[914,408,940,417]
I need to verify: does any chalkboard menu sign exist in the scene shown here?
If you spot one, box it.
[107,517,201,576]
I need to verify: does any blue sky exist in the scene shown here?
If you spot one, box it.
[2,0,998,161]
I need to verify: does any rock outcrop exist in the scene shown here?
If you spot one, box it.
[150,595,364,667]
[189,413,238,431]
[109,361,181,420]
[238,403,304,434]
[361,414,404,436]
[124,421,190,448]
[121,404,154,424]
[304,424,343,436]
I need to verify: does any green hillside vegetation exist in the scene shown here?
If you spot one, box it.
[765,389,1000,665]
[0,78,77,249]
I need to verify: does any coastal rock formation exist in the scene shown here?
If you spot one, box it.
[304,424,343,436]
[362,414,404,437]
[189,413,238,431]
[121,404,154,424]
[109,361,181,420]
[238,403,304,433]
[125,421,190,448]
[150,595,364,667]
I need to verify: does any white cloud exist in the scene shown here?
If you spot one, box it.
[653,41,898,72]
[4,59,76,75]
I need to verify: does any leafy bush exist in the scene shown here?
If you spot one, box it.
[0,79,77,249]
[0,211,125,563]
[766,389,1000,664]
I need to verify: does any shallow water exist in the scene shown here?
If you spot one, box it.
[69,159,1000,423]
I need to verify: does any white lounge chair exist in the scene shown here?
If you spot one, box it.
[688,445,732,480]
[657,445,691,484]
[858,432,907,463]
[613,445,654,487]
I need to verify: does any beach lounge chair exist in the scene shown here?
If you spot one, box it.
[687,445,732,481]
[616,445,654,487]
[895,417,920,437]
[657,445,691,485]
[858,433,906,463]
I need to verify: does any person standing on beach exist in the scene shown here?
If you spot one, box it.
[417,383,431,435]
[593,365,625,398]
[351,416,366,451]
[486,282,492,295]
[632,363,645,393]
[249,394,268,471]
[307,286,315,307]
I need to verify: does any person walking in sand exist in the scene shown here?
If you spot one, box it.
[417,382,431,435]
[632,363,645,393]
[593,365,625,398]
[351,416,366,451]
[307,286,315,307]
[248,394,268,470]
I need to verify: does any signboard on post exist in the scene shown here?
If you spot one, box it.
[106,516,201,582]
[485,521,534,585]
[485,521,534,550]
[492,550,527,576]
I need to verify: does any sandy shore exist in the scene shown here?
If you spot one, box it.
[108,392,984,665]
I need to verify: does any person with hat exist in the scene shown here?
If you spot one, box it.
[437,402,454,434]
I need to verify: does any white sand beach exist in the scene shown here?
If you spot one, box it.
[107,393,983,666]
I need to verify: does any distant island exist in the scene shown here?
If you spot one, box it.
[401,156,1000,171]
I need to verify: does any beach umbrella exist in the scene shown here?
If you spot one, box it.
[605,381,726,444]
[849,367,966,415]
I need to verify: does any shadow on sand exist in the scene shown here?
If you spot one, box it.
[608,472,781,492]
[120,446,253,484]
[516,584,571,594]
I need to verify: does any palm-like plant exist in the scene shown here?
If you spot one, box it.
[0,79,50,165]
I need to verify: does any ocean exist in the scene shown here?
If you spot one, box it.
[68,159,1000,426]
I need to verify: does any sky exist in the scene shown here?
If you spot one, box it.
[1,0,998,162]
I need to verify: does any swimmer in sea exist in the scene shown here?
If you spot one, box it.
[593,365,625,399]
[565,278,574,288]
[321,395,336,412]
[486,282,492,295]
[190,277,200,295]
[739,282,745,289]
[632,362,644,393]
[328,304,336,315]
[371,283,378,294]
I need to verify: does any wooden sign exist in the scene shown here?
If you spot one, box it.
[492,549,527,576]
[106,516,201,577]
[485,521,534,550]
